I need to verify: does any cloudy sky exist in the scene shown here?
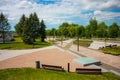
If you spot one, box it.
[0,0,120,30]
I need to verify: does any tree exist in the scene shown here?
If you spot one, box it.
[59,22,69,38]
[15,14,33,44]
[109,23,119,38]
[51,28,56,40]
[40,20,46,42]
[89,18,97,38]
[15,14,26,37]
[28,13,40,42]
[97,22,108,38]
[0,12,10,43]
[85,25,91,38]
[76,26,84,51]
[15,13,40,44]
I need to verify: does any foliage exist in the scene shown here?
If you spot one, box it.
[0,12,10,43]
[73,40,93,47]
[15,13,41,44]
[100,46,120,56]
[40,20,46,42]
[0,68,119,80]
[97,22,108,38]
[46,23,86,39]
[89,18,97,38]
[108,23,119,38]
[0,37,51,50]
[46,19,119,39]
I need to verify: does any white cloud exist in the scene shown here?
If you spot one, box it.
[94,10,120,21]
[80,0,120,10]
[0,0,120,29]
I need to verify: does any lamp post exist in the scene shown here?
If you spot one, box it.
[77,35,80,51]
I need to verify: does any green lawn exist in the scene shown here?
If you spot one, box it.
[0,68,119,80]
[0,37,51,50]
[73,39,93,47]
[100,46,120,56]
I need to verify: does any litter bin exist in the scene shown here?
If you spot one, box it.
[36,61,40,69]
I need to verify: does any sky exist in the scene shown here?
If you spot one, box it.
[0,0,120,30]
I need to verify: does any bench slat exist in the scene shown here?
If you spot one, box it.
[76,68,101,74]
[42,64,64,71]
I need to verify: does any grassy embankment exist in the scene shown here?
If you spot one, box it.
[0,37,51,50]
[73,39,120,56]
[73,39,93,47]
[100,46,120,56]
[0,68,120,80]
[96,38,120,56]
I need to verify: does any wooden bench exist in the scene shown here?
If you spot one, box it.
[76,68,101,74]
[105,45,112,48]
[42,64,64,71]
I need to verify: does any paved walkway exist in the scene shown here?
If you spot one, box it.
[0,39,120,75]
[55,39,120,76]
[0,46,91,72]
[0,46,56,61]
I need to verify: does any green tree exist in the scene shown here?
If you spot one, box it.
[51,28,56,40]
[0,12,10,43]
[59,22,69,38]
[85,25,91,38]
[118,28,120,38]
[40,20,46,42]
[109,23,119,38]
[97,22,108,38]
[15,14,26,37]
[15,13,40,44]
[89,18,97,37]
[28,13,40,42]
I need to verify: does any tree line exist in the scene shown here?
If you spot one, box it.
[0,12,120,44]
[0,12,46,44]
[15,12,46,44]
[46,18,120,39]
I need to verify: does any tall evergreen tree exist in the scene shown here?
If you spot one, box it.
[0,12,10,43]
[40,20,46,42]
[15,13,40,44]
[15,14,26,37]
[28,13,40,42]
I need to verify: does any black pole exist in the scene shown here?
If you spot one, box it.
[68,63,70,72]
[77,36,79,51]
[36,61,40,69]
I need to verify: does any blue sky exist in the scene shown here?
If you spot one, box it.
[0,0,120,30]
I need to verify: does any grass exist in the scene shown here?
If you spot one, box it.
[100,46,120,56]
[73,39,93,47]
[0,68,119,80]
[48,40,57,43]
[0,37,51,50]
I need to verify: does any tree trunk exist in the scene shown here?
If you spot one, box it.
[41,37,44,42]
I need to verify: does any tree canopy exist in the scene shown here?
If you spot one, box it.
[0,12,10,43]
[15,13,46,44]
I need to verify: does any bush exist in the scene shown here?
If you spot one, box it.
[22,35,33,44]
[101,46,120,56]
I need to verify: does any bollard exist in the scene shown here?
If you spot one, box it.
[68,63,70,72]
[36,61,40,69]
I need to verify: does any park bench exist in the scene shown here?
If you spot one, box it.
[105,45,112,48]
[42,64,64,71]
[76,68,101,74]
